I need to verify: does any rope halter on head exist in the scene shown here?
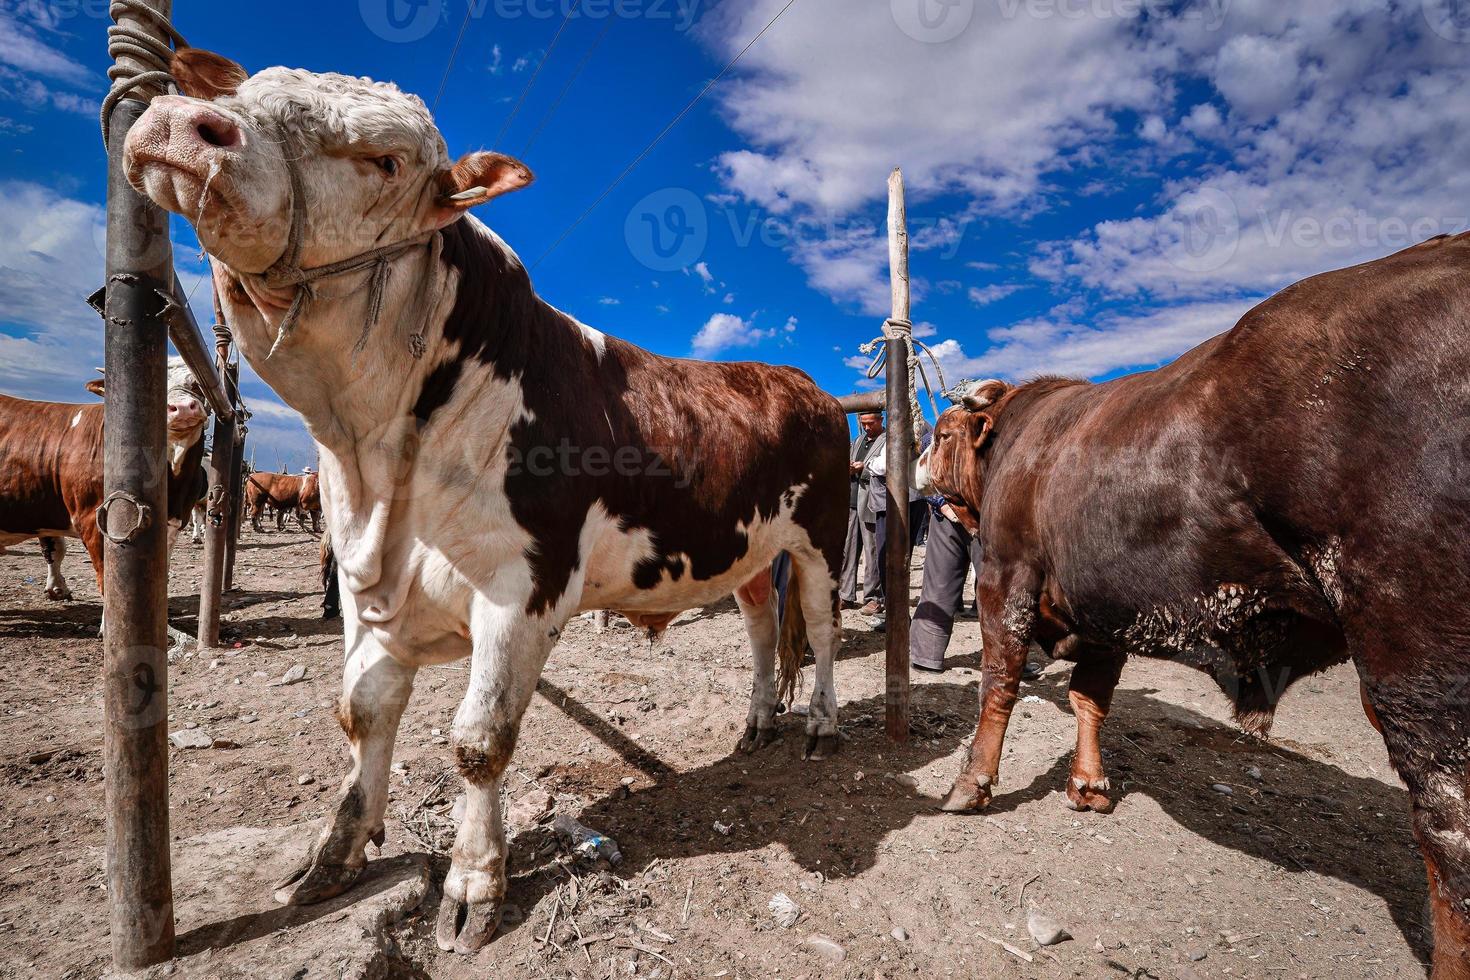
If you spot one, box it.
[253,146,442,359]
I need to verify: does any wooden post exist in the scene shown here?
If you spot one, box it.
[224,374,245,593]
[196,417,235,647]
[884,168,912,743]
[100,0,175,969]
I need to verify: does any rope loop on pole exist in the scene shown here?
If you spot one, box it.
[101,0,190,148]
[857,318,951,454]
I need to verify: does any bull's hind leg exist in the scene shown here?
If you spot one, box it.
[793,550,841,760]
[275,632,416,905]
[1065,651,1126,813]
[40,537,71,601]
[438,596,562,954]
[941,571,1038,812]
[734,567,781,752]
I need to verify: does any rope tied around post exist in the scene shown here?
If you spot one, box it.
[101,0,189,148]
[859,316,950,453]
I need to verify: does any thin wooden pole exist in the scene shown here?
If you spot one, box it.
[884,167,912,744]
[197,417,235,647]
[101,0,175,968]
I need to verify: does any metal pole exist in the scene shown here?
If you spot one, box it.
[101,0,175,968]
[837,391,885,415]
[884,167,912,744]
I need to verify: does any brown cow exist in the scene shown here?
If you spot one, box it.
[924,233,1470,978]
[0,360,209,600]
[299,471,322,533]
[244,471,306,532]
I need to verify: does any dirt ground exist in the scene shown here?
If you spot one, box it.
[0,527,1432,979]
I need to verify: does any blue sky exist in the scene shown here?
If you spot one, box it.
[3,0,1470,468]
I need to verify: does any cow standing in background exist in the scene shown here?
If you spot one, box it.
[299,471,322,533]
[244,471,305,532]
[127,50,847,955]
[925,234,1470,978]
[0,359,209,600]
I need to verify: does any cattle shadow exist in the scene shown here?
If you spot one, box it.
[467,674,1428,965]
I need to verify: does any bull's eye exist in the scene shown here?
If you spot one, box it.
[373,156,400,177]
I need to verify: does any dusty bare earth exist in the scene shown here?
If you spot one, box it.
[0,528,1433,979]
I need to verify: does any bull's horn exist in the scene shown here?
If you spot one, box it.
[443,186,490,203]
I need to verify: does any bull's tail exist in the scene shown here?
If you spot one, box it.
[776,562,808,709]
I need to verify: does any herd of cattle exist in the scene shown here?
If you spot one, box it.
[0,43,1466,975]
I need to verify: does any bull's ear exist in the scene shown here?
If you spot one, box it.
[969,412,995,451]
[171,48,247,100]
[960,378,1011,412]
[433,151,533,219]
[84,377,105,398]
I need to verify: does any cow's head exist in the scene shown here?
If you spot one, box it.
[123,49,533,296]
[83,360,208,469]
[925,379,1012,534]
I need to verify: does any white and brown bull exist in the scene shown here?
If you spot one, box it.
[125,49,848,953]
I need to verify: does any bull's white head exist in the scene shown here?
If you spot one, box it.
[123,50,532,324]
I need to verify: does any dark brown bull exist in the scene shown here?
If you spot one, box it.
[926,233,1470,978]
[244,471,305,532]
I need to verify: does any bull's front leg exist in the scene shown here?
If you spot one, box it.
[437,597,562,954]
[275,628,416,905]
[1065,651,1126,813]
[40,537,71,601]
[941,571,1037,812]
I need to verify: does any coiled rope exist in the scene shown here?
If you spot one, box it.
[859,317,951,453]
[101,0,188,149]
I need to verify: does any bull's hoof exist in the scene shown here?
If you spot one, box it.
[45,586,72,602]
[1064,775,1114,814]
[802,732,839,761]
[436,896,503,953]
[272,847,364,906]
[939,774,994,813]
[737,725,781,753]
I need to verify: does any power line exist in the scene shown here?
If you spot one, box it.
[530,0,800,271]
[493,0,582,150]
[520,13,616,157]
[432,3,477,114]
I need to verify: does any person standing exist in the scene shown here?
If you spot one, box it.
[865,421,929,626]
[909,500,981,670]
[840,411,885,607]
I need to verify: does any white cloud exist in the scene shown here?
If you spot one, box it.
[598,296,620,305]
[925,299,1257,382]
[690,313,775,357]
[968,283,1022,307]
[0,10,91,86]
[489,44,503,75]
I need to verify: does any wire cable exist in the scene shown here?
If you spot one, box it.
[529,0,800,270]
[492,0,582,149]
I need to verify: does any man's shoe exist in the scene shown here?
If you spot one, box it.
[912,661,945,674]
[859,599,883,616]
